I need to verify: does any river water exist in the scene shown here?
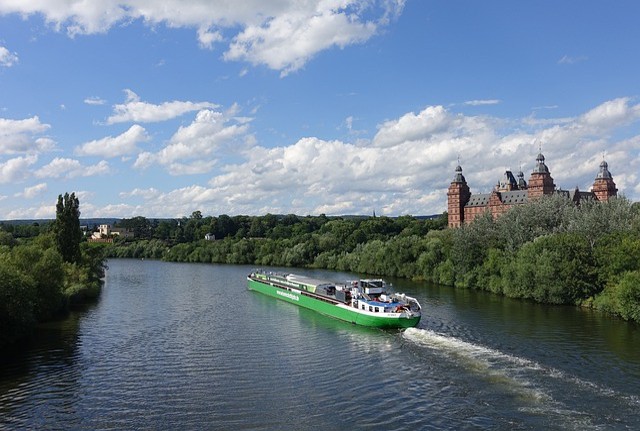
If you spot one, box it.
[1,259,639,430]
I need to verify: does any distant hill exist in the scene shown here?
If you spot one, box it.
[0,218,120,226]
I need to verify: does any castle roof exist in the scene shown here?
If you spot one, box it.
[556,188,595,203]
[465,190,529,207]
[595,159,613,179]
[532,152,550,174]
[452,164,466,183]
[499,170,518,190]
[500,190,528,204]
[466,193,490,207]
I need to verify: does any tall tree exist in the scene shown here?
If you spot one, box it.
[54,192,82,263]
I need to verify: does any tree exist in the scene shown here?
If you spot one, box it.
[119,216,153,239]
[0,260,36,346]
[54,192,82,263]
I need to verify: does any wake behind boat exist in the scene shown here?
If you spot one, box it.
[247,270,421,328]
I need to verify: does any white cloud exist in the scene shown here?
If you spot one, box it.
[91,203,138,218]
[197,27,223,49]
[0,45,18,67]
[0,1,403,75]
[75,125,149,157]
[5,97,639,219]
[107,89,218,124]
[536,98,640,156]
[0,154,38,184]
[579,97,640,129]
[372,105,463,148]
[5,202,61,220]
[84,96,107,105]
[119,187,161,199]
[132,151,155,170]
[133,107,252,174]
[17,182,48,199]
[463,99,500,106]
[0,116,53,154]
[224,2,383,76]
[35,158,110,179]
[186,98,640,216]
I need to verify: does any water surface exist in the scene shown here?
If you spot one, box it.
[1,259,639,430]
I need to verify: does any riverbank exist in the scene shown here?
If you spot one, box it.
[0,236,106,349]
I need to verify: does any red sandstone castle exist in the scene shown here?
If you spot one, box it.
[447,152,618,228]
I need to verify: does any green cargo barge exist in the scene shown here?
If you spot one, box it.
[247,270,421,328]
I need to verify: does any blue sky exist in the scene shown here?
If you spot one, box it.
[0,0,639,219]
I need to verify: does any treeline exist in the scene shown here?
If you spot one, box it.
[0,222,44,239]
[107,213,447,271]
[0,193,106,348]
[106,197,640,323]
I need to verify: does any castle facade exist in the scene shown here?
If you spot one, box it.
[447,153,618,228]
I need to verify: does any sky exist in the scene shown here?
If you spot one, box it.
[0,0,639,220]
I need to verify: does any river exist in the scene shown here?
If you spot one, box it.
[1,259,639,430]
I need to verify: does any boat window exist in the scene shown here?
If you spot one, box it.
[361,304,365,310]
[369,306,373,312]
[375,307,379,313]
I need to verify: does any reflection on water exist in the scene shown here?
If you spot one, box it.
[0,259,639,430]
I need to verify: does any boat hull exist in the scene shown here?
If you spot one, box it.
[247,277,420,329]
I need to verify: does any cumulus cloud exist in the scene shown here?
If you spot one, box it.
[5,204,57,220]
[0,45,18,67]
[75,125,149,157]
[186,98,640,217]
[133,107,252,175]
[0,154,38,184]
[373,105,465,148]
[107,90,218,124]
[0,116,53,154]
[35,158,110,179]
[224,2,385,76]
[17,182,48,199]
[0,1,403,75]
[197,27,223,49]
[119,187,161,199]
[6,97,639,218]
[579,97,640,129]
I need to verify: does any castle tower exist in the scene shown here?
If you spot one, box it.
[527,152,555,199]
[517,169,527,189]
[592,160,617,202]
[447,164,471,228]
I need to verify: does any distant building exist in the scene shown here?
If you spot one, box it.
[205,233,215,241]
[447,153,618,228]
[91,224,134,240]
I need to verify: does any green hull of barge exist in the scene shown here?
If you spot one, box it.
[247,277,420,329]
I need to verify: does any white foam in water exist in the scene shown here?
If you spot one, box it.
[403,327,542,372]
[402,327,640,423]
[403,327,548,397]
